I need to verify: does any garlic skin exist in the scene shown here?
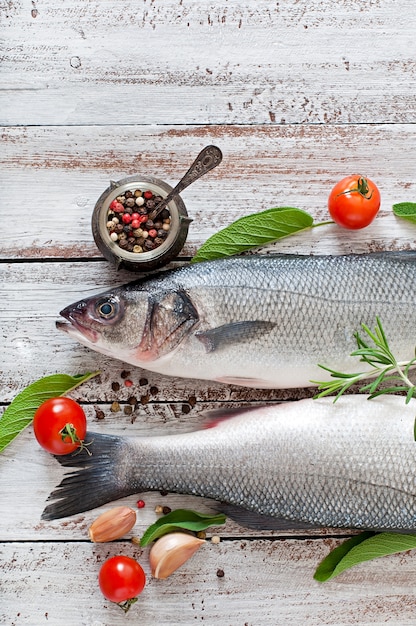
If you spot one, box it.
[88,506,137,543]
[149,532,205,579]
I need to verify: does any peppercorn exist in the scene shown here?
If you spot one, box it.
[162,506,172,515]
[144,240,155,251]
[106,188,173,256]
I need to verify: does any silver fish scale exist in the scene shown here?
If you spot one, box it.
[140,253,416,384]
[60,251,416,388]
[126,396,416,530]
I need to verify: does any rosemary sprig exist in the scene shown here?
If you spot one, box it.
[312,317,416,402]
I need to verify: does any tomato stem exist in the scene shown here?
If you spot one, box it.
[116,597,138,613]
[336,176,374,200]
[59,423,93,456]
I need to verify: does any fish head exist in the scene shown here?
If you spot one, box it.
[56,283,199,364]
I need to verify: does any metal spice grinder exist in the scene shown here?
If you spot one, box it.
[91,175,192,272]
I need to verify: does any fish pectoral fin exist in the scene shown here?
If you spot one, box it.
[216,502,321,531]
[195,320,275,353]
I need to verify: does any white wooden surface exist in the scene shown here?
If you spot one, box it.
[2,1,416,624]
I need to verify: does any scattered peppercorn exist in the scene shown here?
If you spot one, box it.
[159,490,168,497]
[120,370,130,379]
[149,386,158,396]
[139,377,148,386]
[110,401,121,413]
[196,531,206,539]
[211,535,221,544]
[123,405,133,416]
[94,407,105,420]
[155,505,164,514]
[106,188,171,255]
[162,506,172,515]
[111,381,120,392]
[182,404,191,414]
[124,379,133,387]
[216,568,225,578]
[136,500,146,509]
[128,396,137,405]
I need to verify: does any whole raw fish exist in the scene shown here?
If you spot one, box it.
[43,395,416,531]
[57,252,416,388]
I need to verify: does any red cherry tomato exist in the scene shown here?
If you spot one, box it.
[99,556,146,609]
[328,175,381,229]
[33,397,87,455]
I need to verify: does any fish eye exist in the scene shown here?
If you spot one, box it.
[96,298,118,319]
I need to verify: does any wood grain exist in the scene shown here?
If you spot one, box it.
[3,0,416,623]
[2,124,416,259]
[2,1,416,125]
[2,540,416,626]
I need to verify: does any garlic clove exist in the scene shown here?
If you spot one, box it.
[149,532,205,579]
[88,506,137,543]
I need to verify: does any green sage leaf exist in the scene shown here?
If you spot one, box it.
[140,509,226,546]
[314,531,416,582]
[0,371,100,453]
[191,207,314,263]
[393,202,416,224]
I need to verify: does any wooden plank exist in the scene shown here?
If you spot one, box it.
[2,539,416,625]
[2,1,416,125]
[2,124,416,259]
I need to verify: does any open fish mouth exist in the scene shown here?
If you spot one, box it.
[56,316,99,344]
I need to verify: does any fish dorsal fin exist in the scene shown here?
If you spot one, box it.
[195,320,275,353]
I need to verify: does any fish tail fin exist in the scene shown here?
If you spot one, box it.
[41,431,138,520]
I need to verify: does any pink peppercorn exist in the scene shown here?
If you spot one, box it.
[131,219,140,229]
[139,214,148,223]
[131,213,140,221]
[143,190,153,199]
[112,201,125,213]
[148,229,157,238]
[124,379,133,387]
[122,213,132,224]
[137,500,145,509]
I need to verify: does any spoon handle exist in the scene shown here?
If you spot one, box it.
[148,145,223,221]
